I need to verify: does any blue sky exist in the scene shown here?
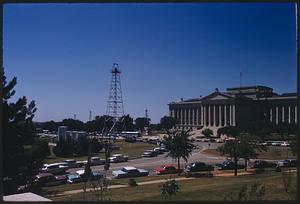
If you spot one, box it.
[4,3,296,123]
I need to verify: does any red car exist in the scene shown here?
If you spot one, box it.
[154,164,183,175]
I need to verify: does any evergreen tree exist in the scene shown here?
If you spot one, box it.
[2,68,46,193]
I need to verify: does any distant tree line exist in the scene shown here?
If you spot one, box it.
[35,115,178,133]
[218,120,297,144]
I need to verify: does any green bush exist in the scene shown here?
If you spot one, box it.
[128,178,138,186]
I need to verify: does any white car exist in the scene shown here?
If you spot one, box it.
[112,166,149,179]
[63,159,83,168]
[40,163,68,175]
[109,154,129,163]
[90,157,105,166]
[281,142,290,147]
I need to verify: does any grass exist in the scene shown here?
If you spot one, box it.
[48,171,297,201]
[203,146,297,160]
[41,174,187,196]
[44,141,158,164]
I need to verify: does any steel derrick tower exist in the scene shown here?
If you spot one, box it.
[106,63,124,122]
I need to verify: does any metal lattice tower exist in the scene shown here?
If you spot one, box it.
[106,63,124,122]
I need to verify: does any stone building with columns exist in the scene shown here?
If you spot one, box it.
[168,86,297,131]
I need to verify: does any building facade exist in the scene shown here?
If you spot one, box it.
[168,86,297,130]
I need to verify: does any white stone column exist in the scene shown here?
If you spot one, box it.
[201,106,204,126]
[193,108,195,125]
[232,104,236,126]
[184,108,187,125]
[224,105,227,126]
[203,106,205,126]
[282,106,285,123]
[288,106,291,124]
[270,108,272,122]
[180,109,183,125]
[276,106,278,125]
[196,108,199,125]
[219,105,222,127]
[213,105,216,127]
[208,105,211,127]
[229,105,232,126]
[295,106,297,124]
[188,109,191,125]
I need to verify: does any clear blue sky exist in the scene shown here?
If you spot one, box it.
[4,3,296,123]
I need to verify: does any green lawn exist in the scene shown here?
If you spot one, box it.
[203,146,296,160]
[48,171,297,201]
[45,141,157,164]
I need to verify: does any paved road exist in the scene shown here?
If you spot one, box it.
[66,142,226,177]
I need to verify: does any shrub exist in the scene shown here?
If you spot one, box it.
[128,178,138,186]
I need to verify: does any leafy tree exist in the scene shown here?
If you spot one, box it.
[160,116,177,130]
[74,137,90,156]
[202,128,214,138]
[2,69,47,193]
[53,139,75,157]
[61,118,85,131]
[95,115,114,132]
[149,123,162,132]
[135,117,150,131]
[116,115,134,132]
[160,178,180,199]
[162,129,195,174]
[217,131,267,175]
[42,120,61,132]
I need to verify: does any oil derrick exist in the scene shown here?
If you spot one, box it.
[106,63,124,124]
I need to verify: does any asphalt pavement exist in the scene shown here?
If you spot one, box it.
[66,142,226,177]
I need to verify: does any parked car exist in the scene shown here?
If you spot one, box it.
[66,174,82,184]
[76,160,87,168]
[153,147,164,154]
[215,161,245,170]
[33,173,67,186]
[248,160,277,169]
[184,162,214,173]
[147,139,160,145]
[90,157,105,166]
[76,170,104,181]
[40,163,68,175]
[142,150,158,157]
[154,164,183,175]
[109,154,129,163]
[54,175,68,184]
[159,146,168,152]
[277,159,297,168]
[125,137,137,142]
[63,159,82,168]
[280,142,290,147]
[112,166,149,178]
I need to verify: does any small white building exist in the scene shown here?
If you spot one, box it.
[65,131,88,141]
[4,192,52,202]
[58,126,68,141]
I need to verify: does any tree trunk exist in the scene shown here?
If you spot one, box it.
[177,158,181,175]
[244,159,248,172]
[234,156,238,176]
